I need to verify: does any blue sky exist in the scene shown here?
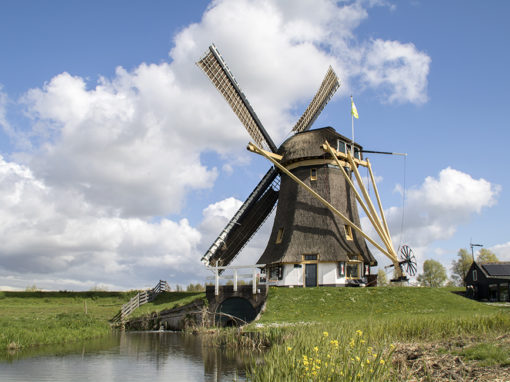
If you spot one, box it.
[0,0,509,290]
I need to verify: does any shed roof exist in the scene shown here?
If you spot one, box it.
[481,262,510,277]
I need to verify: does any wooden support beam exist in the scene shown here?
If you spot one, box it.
[367,159,394,247]
[247,142,394,260]
[323,141,396,259]
[345,152,399,265]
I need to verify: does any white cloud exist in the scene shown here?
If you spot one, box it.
[0,155,204,289]
[490,242,510,261]
[363,167,500,271]
[361,39,431,104]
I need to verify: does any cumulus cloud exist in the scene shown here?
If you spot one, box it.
[490,242,510,261]
[361,39,431,104]
[0,155,204,289]
[0,0,432,289]
[363,167,500,269]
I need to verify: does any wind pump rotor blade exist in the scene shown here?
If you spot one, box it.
[292,66,340,133]
[201,167,279,268]
[196,45,277,153]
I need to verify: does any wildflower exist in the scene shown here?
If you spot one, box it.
[390,344,395,350]
[366,359,370,364]
[356,329,363,337]
[323,331,329,337]
[314,346,319,352]
[287,346,292,352]
[380,359,385,365]
[361,339,366,344]
[355,356,360,362]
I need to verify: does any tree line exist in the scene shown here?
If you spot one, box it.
[377,248,499,287]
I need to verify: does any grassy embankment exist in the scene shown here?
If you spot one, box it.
[0,291,133,356]
[240,287,510,381]
[0,290,206,358]
[127,291,206,319]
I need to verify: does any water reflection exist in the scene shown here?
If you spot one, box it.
[0,332,256,382]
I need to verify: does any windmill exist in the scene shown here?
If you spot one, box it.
[196,45,414,286]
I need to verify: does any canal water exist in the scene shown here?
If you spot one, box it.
[0,332,256,381]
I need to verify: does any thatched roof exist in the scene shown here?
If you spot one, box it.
[257,127,377,266]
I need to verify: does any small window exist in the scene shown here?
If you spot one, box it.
[344,225,353,241]
[337,140,346,153]
[276,228,284,244]
[473,270,477,281]
[354,147,360,159]
[346,263,359,278]
[310,168,317,181]
[304,254,317,261]
[294,264,302,268]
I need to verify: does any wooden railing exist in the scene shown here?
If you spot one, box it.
[112,280,171,323]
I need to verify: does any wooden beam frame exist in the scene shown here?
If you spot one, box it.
[247,142,394,260]
[323,141,398,265]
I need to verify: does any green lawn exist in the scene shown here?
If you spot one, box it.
[257,286,501,324]
[0,291,133,356]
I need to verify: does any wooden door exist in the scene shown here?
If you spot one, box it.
[305,263,317,287]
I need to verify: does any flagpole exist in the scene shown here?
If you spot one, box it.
[351,95,355,155]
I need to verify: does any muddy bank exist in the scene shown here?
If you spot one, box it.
[393,335,510,381]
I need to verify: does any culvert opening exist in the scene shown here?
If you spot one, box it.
[216,297,257,327]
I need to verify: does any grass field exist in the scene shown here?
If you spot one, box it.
[244,287,510,381]
[0,291,134,357]
[0,290,208,358]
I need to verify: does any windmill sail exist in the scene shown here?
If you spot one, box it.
[292,66,340,133]
[201,167,280,267]
[197,45,277,152]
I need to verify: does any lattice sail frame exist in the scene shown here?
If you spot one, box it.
[196,45,276,152]
[196,44,342,269]
[292,66,340,133]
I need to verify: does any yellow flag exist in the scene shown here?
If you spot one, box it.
[351,96,359,119]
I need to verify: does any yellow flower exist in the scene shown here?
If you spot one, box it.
[380,359,385,365]
[356,329,363,337]
[366,359,370,364]
[390,344,395,350]
[355,356,360,362]
[287,346,292,352]
[361,339,366,344]
[323,331,329,337]
[314,346,319,352]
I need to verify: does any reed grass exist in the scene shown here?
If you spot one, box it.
[241,287,510,380]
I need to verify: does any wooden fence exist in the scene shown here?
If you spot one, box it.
[112,280,171,323]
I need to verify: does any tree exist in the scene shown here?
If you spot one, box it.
[417,259,447,287]
[377,269,388,286]
[477,248,498,263]
[451,248,473,286]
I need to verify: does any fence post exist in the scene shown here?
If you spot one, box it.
[215,266,219,296]
[252,268,257,295]
[234,269,238,292]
